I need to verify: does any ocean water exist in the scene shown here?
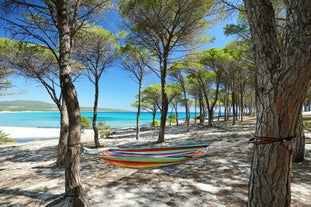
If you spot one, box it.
[0,111,198,129]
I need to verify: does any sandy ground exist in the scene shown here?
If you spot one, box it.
[0,117,310,207]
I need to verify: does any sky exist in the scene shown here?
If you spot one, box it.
[0,9,237,111]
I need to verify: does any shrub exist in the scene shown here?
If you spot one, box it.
[0,130,16,144]
[303,121,311,131]
[149,120,160,127]
[98,121,116,138]
[167,114,177,123]
[81,116,91,132]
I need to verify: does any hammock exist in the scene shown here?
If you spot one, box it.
[82,143,208,169]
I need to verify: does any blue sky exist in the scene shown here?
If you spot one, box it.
[1,12,236,111]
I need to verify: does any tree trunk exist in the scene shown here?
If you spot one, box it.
[224,89,229,121]
[136,80,142,140]
[136,107,141,140]
[169,109,172,126]
[245,0,311,206]
[198,98,205,124]
[158,89,168,143]
[248,83,304,206]
[93,77,100,148]
[174,106,179,126]
[158,57,168,143]
[231,86,236,125]
[240,92,244,122]
[203,92,212,126]
[152,111,156,127]
[207,108,213,126]
[183,88,190,132]
[57,99,69,167]
[293,112,305,163]
[57,1,88,206]
[194,99,197,124]
[248,139,293,206]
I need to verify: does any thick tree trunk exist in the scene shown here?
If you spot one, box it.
[56,1,88,206]
[57,99,69,167]
[248,83,303,206]
[248,140,293,206]
[248,71,305,207]
[245,0,311,206]
[158,57,168,143]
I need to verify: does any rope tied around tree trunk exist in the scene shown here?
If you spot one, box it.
[248,136,295,145]
[68,143,83,147]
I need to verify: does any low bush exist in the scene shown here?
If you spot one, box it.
[81,116,91,132]
[149,120,160,127]
[303,121,311,131]
[167,114,177,123]
[98,121,116,138]
[0,130,16,144]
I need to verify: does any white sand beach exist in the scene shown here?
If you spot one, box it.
[0,126,60,139]
[0,117,310,206]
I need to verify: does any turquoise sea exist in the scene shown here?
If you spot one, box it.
[0,111,198,129]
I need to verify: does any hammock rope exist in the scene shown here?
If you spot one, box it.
[248,136,295,145]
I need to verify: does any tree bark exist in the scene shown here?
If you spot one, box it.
[57,99,69,167]
[185,99,190,132]
[224,87,229,121]
[93,77,100,148]
[207,108,213,126]
[198,98,205,124]
[293,112,305,163]
[152,111,156,127]
[174,106,179,126]
[158,82,168,143]
[56,1,88,205]
[248,139,293,206]
[136,79,142,140]
[245,0,311,206]
[158,56,169,143]
[240,88,244,122]
[231,84,236,126]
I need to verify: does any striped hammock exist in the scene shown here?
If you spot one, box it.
[82,143,208,169]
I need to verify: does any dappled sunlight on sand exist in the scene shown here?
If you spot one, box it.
[0,117,310,206]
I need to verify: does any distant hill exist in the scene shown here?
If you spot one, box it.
[0,100,130,112]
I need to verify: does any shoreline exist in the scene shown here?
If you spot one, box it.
[2,110,311,143]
